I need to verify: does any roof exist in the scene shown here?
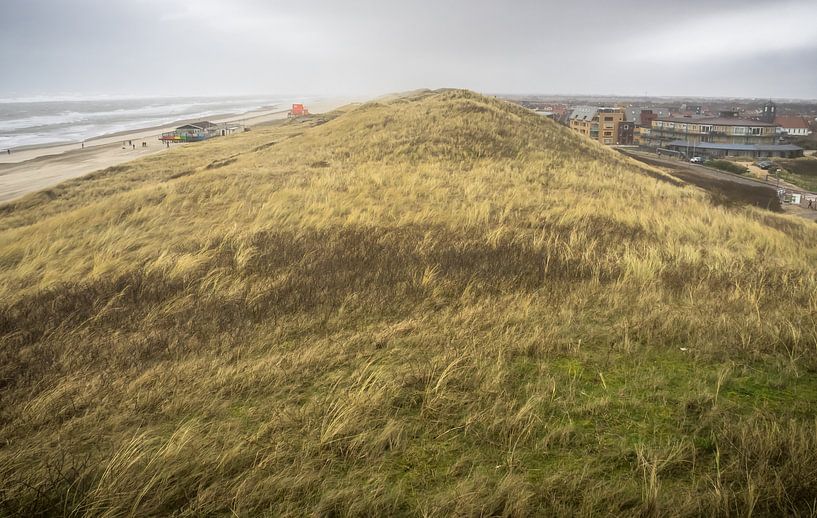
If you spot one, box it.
[569,106,598,121]
[774,116,810,129]
[177,121,219,130]
[569,106,625,121]
[656,116,777,127]
[624,107,642,122]
[667,140,802,152]
[623,107,669,124]
[754,144,804,151]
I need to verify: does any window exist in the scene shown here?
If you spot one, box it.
[603,138,613,144]
[604,123,614,129]
[604,116,614,122]
[603,131,612,137]
[700,125,712,133]
[733,126,747,135]
[751,127,762,135]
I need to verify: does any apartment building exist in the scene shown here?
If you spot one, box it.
[569,106,626,145]
[646,115,803,158]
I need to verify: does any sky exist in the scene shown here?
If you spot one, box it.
[2,0,817,100]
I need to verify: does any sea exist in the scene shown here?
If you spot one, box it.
[0,95,297,150]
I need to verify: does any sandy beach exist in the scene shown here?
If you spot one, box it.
[0,98,351,203]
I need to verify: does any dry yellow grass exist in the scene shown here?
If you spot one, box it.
[1,89,817,516]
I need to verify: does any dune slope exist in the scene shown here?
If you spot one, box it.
[1,90,817,516]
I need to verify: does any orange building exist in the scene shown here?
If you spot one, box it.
[288,104,309,117]
[568,106,627,145]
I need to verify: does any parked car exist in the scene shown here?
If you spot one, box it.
[689,156,705,164]
[756,160,774,170]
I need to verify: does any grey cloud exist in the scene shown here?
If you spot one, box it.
[1,0,815,99]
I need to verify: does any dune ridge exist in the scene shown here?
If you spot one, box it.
[1,89,817,516]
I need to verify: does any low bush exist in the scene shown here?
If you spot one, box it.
[705,159,749,175]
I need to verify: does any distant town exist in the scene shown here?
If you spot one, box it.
[501,93,817,218]
[503,95,816,159]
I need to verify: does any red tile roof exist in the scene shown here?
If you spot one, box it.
[774,116,810,129]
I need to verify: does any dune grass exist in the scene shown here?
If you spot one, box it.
[1,89,817,516]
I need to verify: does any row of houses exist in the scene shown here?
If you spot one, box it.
[556,100,811,159]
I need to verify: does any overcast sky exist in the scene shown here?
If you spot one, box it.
[2,0,817,100]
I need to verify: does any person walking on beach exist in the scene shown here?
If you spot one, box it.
[6,149,10,155]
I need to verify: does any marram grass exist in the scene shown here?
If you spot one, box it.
[1,90,817,516]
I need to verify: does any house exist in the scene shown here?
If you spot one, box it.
[630,109,659,146]
[160,121,222,142]
[540,104,570,124]
[618,121,634,145]
[774,116,812,137]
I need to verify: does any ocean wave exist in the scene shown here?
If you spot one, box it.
[0,99,277,132]
[0,96,290,149]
